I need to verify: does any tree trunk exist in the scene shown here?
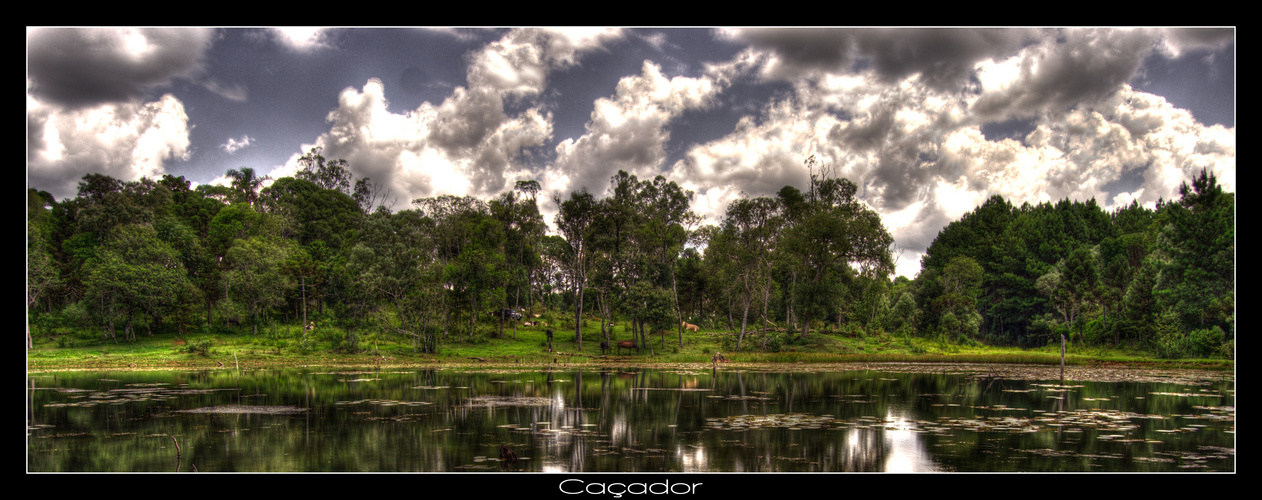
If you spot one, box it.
[672,266,683,349]
[737,297,751,351]
[301,275,307,330]
[574,281,584,350]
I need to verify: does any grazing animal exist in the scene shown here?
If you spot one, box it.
[682,321,700,332]
[617,340,638,356]
[226,318,241,327]
[600,341,610,355]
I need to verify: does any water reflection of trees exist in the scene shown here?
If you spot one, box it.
[27,368,1233,472]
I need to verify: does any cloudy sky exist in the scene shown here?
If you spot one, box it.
[27,27,1235,278]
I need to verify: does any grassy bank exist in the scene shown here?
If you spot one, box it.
[25,318,1233,372]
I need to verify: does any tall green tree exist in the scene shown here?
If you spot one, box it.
[224,167,271,207]
[1153,169,1234,334]
[1036,247,1099,383]
[554,189,598,349]
[225,236,291,335]
[714,196,780,350]
[82,224,194,342]
[779,157,894,339]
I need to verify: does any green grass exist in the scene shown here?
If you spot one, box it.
[25,319,1234,371]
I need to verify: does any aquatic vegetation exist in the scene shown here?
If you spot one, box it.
[177,405,308,414]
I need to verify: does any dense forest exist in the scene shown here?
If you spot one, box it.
[26,149,1234,360]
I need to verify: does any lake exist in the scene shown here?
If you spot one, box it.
[26,364,1234,472]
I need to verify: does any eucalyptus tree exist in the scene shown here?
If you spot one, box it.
[416,195,507,339]
[778,159,894,340]
[295,146,394,214]
[714,196,781,350]
[599,171,644,343]
[631,175,700,348]
[553,189,599,349]
[490,182,545,338]
[534,235,567,313]
[295,147,352,195]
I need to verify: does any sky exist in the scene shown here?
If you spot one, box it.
[26,27,1236,279]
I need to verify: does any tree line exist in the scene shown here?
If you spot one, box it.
[890,168,1234,359]
[26,149,1232,360]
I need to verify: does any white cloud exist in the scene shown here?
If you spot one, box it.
[287,78,552,206]
[220,135,254,154]
[271,27,333,51]
[203,79,249,102]
[552,60,723,198]
[665,43,1233,279]
[467,28,623,97]
[28,93,192,200]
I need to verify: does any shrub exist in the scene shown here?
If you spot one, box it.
[297,333,316,354]
[1219,339,1234,360]
[1188,326,1226,358]
[337,331,361,353]
[761,331,787,352]
[183,338,212,357]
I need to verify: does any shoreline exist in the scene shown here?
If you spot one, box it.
[26,358,1234,384]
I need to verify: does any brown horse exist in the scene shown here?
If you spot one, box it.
[617,340,638,355]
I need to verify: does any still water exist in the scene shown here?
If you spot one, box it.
[27,366,1234,472]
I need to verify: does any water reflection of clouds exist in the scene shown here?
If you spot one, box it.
[882,408,937,472]
[677,444,707,472]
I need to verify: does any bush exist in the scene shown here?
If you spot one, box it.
[182,338,212,357]
[1188,326,1226,358]
[761,331,787,352]
[296,333,316,354]
[1219,339,1234,360]
[336,331,361,353]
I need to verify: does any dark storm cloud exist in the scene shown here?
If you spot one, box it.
[868,142,935,213]
[1161,27,1234,53]
[854,28,1036,91]
[832,105,896,152]
[971,29,1159,120]
[726,28,1034,91]
[428,87,506,153]
[725,28,857,77]
[26,28,214,108]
